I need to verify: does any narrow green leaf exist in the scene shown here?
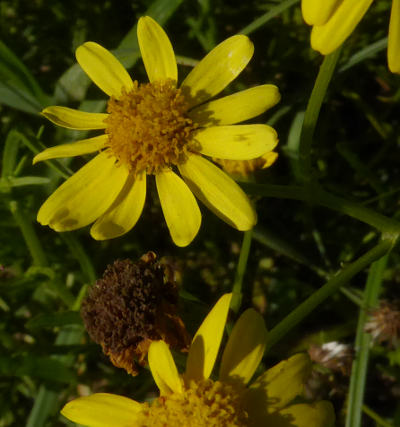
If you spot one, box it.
[345,255,389,427]
[60,233,97,284]
[0,40,49,112]
[239,0,300,35]
[230,230,253,314]
[0,83,43,114]
[340,38,388,73]
[0,176,50,191]
[2,129,21,177]
[253,224,312,267]
[16,129,72,179]
[8,200,48,267]
[26,326,84,427]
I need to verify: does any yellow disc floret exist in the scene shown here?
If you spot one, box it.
[105,79,198,176]
[137,379,249,427]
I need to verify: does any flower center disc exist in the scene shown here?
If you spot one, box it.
[105,79,198,176]
[138,379,249,427]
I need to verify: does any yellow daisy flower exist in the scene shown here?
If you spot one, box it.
[61,294,335,426]
[34,16,280,247]
[301,0,400,73]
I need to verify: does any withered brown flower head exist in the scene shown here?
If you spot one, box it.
[308,341,353,376]
[365,301,400,347]
[81,252,190,375]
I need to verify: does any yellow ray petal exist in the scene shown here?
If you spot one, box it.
[33,135,107,164]
[181,35,254,108]
[219,309,267,385]
[244,353,312,421]
[61,393,142,427]
[37,151,128,231]
[137,16,177,83]
[195,125,278,160]
[301,0,340,25]
[188,84,280,126]
[388,0,400,73]
[185,293,232,383]
[41,106,108,130]
[90,172,146,240]
[156,169,201,247]
[261,151,279,169]
[263,402,336,427]
[311,0,373,55]
[76,41,134,97]
[148,340,183,395]
[179,155,257,231]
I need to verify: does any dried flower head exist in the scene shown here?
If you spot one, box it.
[308,341,353,376]
[307,341,353,400]
[81,252,190,375]
[365,301,400,347]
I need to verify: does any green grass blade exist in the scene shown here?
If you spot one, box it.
[0,40,49,112]
[2,129,21,177]
[339,38,388,73]
[345,255,389,427]
[253,224,312,267]
[0,176,50,191]
[230,229,253,314]
[60,232,97,284]
[26,326,84,427]
[239,0,300,35]
[8,200,48,267]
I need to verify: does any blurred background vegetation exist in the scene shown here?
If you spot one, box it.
[1,0,400,426]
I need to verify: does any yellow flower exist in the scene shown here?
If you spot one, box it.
[34,16,280,247]
[61,294,335,427]
[301,0,400,73]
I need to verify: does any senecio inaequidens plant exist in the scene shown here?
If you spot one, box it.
[27,5,400,425]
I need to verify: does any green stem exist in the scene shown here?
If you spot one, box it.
[241,183,400,236]
[299,49,341,184]
[230,229,253,315]
[362,404,394,427]
[345,256,389,427]
[8,200,48,266]
[265,239,394,352]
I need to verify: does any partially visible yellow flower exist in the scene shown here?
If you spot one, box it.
[214,152,279,179]
[301,0,400,73]
[34,16,280,247]
[61,294,335,426]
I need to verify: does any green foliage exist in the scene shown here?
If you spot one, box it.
[1,0,400,426]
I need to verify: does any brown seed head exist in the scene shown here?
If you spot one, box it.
[81,252,190,375]
[365,301,400,347]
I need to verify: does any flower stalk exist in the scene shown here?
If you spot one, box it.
[265,238,395,352]
[299,48,342,185]
[241,182,400,237]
